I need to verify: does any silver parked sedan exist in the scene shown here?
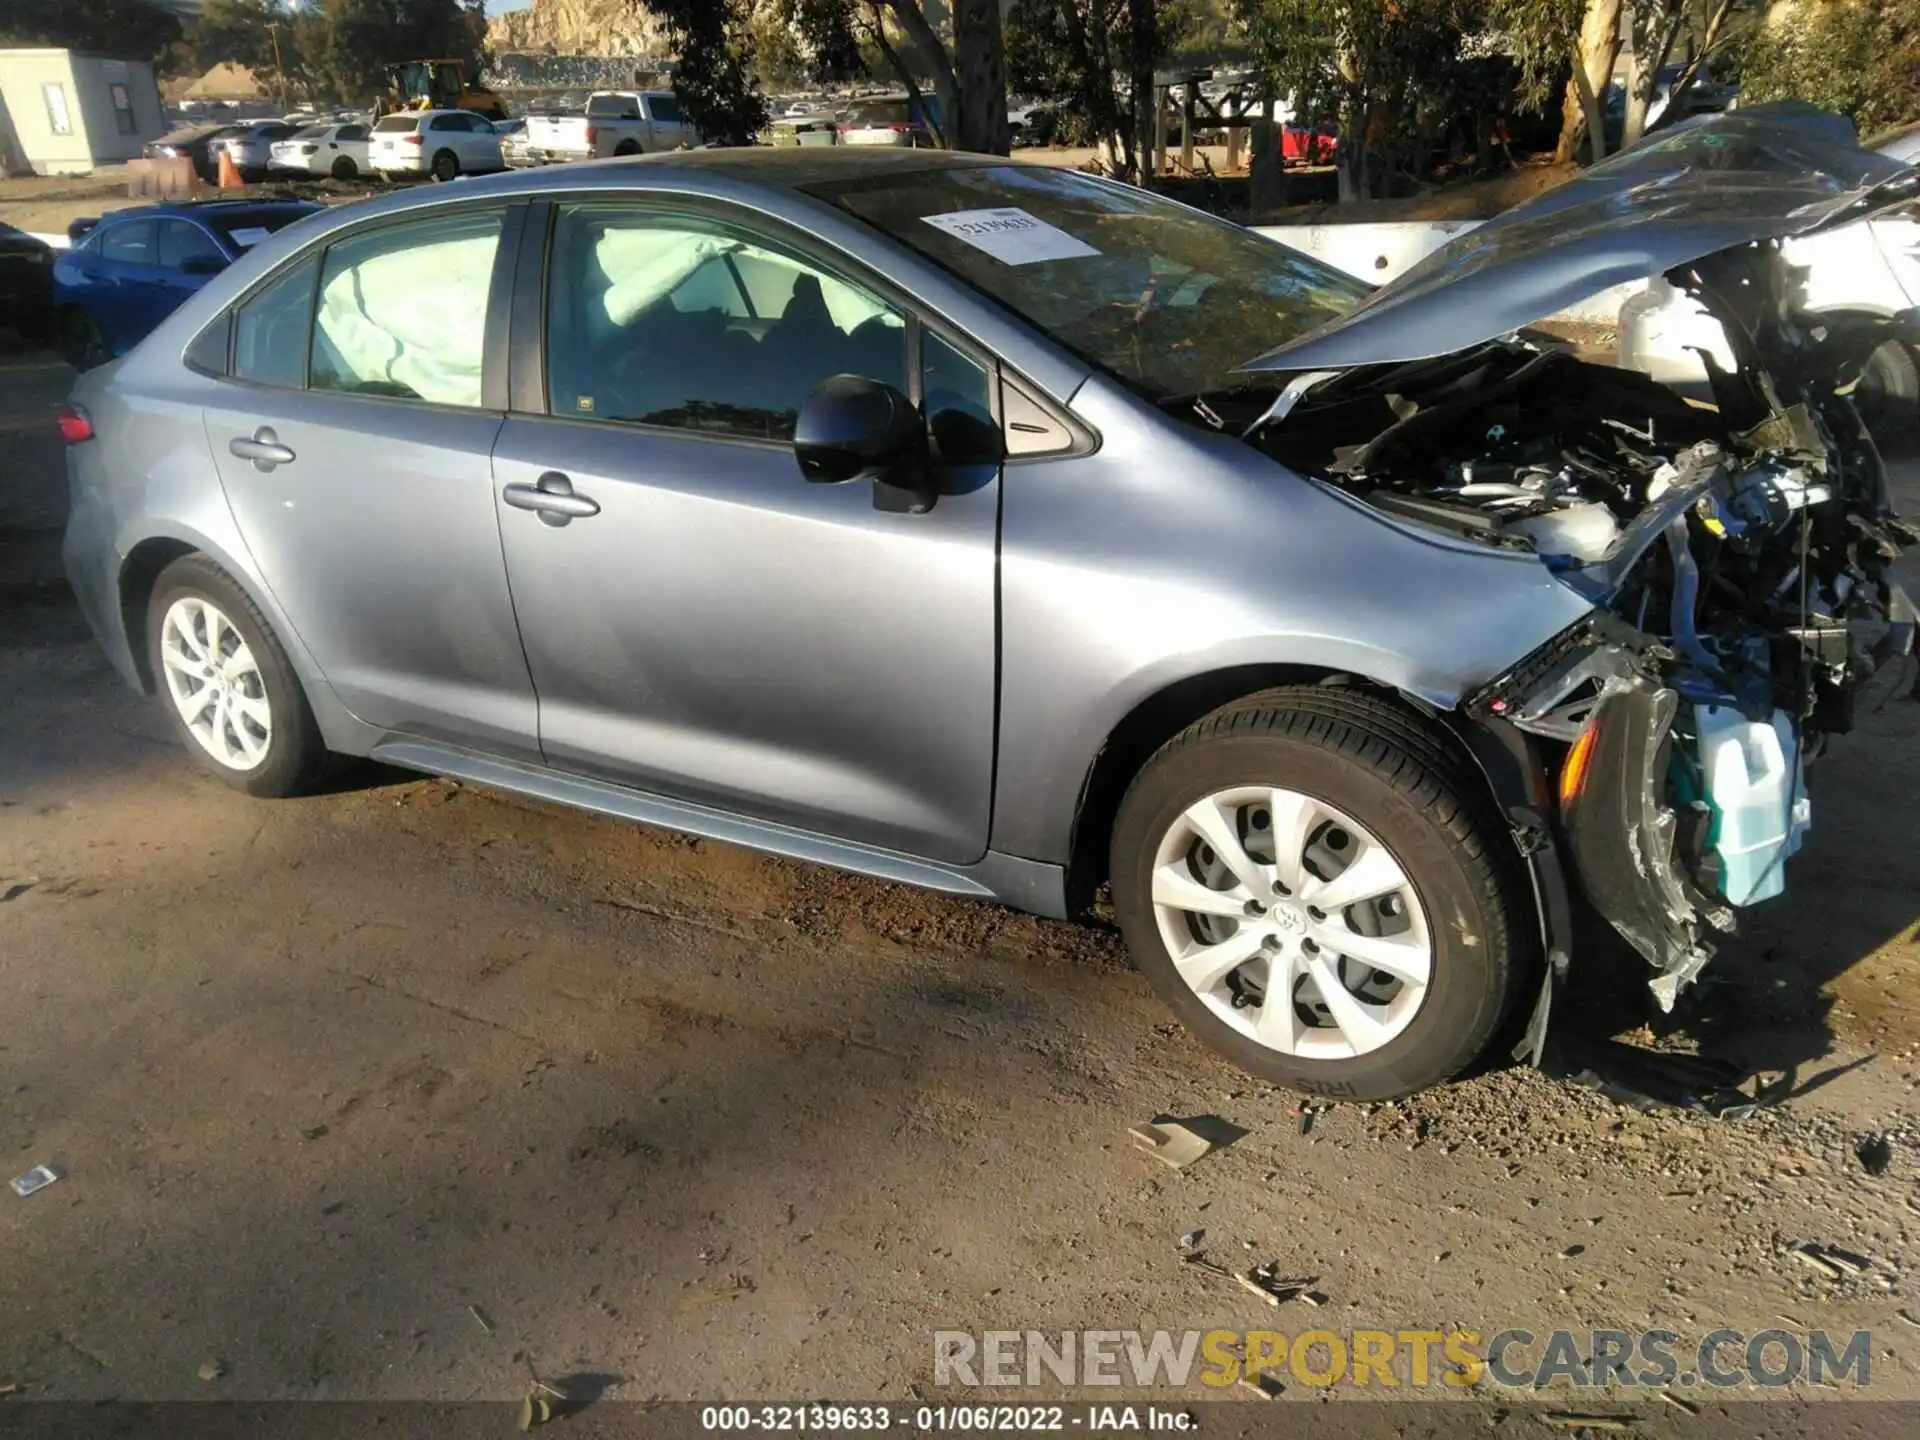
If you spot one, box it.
[61,140,1916,1099]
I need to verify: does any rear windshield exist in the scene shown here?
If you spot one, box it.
[204,206,321,247]
[587,95,640,119]
[849,101,911,126]
[373,115,421,133]
[815,164,1368,403]
[292,125,329,139]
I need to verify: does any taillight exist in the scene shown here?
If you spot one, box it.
[56,403,93,445]
[402,133,422,145]
[890,124,913,132]
[585,125,598,144]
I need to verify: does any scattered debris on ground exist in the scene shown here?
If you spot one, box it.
[196,1359,226,1383]
[1129,1115,1245,1170]
[9,1163,63,1198]
[1857,1133,1894,1175]
[468,1304,495,1336]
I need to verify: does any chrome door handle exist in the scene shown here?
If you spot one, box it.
[502,471,600,526]
[229,427,295,470]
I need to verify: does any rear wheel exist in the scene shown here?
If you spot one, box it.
[431,148,460,182]
[1110,688,1530,1100]
[146,555,330,798]
[330,154,358,180]
[614,139,642,157]
[62,308,107,370]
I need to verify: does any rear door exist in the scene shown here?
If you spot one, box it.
[491,200,1002,862]
[201,202,539,755]
[92,219,165,350]
[645,92,690,148]
[152,219,227,321]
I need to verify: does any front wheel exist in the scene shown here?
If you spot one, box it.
[1110,688,1531,1100]
[1856,339,1918,454]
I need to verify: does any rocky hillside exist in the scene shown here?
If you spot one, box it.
[486,0,673,57]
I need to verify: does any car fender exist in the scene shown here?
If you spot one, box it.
[990,375,1596,864]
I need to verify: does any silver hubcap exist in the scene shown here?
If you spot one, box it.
[159,596,272,771]
[1150,786,1432,1060]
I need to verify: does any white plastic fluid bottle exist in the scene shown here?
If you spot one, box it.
[1694,704,1810,906]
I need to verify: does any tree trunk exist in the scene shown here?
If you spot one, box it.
[1555,0,1623,164]
[1128,0,1157,184]
[951,0,1008,154]
[1623,8,1683,148]
[882,1,961,149]
[1336,96,1371,201]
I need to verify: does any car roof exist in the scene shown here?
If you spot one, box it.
[513,146,1005,190]
[97,199,325,227]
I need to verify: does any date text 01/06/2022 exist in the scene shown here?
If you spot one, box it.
[698,1405,1197,1432]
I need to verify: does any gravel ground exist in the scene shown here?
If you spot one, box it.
[3,345,1919,1434]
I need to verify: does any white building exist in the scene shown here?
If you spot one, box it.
[0,49,167,176]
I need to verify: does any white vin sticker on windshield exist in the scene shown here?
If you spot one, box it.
[921,208,1099,265]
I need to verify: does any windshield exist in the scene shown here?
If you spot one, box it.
[815,164,1369,402]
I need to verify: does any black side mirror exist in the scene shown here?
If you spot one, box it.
[179,253,229,276]
[793,374,936,513]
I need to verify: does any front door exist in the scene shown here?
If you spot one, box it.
[493,201,1000,863]
[203,205,538,756]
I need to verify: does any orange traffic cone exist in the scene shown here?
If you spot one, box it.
[217,147,244,190]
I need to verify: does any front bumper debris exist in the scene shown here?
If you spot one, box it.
[1559,681,1734,1010]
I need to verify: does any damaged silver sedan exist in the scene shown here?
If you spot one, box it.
[63,114,1917,1101]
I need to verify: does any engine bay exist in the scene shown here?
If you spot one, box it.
[1207,243,1920,1007]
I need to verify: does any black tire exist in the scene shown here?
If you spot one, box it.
[431,148,460,182]
[1110,687,1532,1100]
[146,555,330,799]
[614,140,642,157]
[62,307,107,371]
[330,154,358,180]
[1856,339,1919,455]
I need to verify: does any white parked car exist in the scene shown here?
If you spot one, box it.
[214,120,301,180]
[370,110,505,183]
[1617,111,1920,444]
[268,122,373,181]
[521,91,699,163]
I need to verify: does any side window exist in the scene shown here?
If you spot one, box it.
[545,205,907,441]
[649,94,682,123]
[100,220,157,266]
[310,210,502,407]
[110,83,137,136]
[338,124,368,142]
[158,220,225,271]
[232,255,317,389]
[922,330,999,465]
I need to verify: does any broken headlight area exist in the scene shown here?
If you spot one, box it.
[1454,402,1917,1008]
[1236,300,1917,1007]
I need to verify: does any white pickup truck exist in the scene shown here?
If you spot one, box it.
[521,91,700,163]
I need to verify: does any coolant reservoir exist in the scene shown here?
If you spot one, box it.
[1504,503,1620,562]
[1694,705,1810,906]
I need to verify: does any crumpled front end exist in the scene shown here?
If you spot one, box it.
[1465,398,1917,1008]
[1240,217,1918,1010]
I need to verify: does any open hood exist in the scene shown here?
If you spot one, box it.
[1240,105,1915,375]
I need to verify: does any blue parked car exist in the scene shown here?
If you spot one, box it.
[54,200,323,370]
